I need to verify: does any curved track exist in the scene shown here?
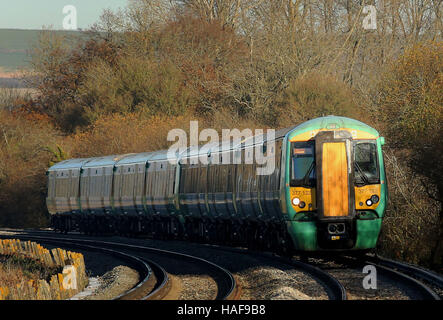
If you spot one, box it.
[368,255,443,299]
[0,233,238,300]
[196,242,443,300]
[0,230,344,300]
[287,256,347,300]
[331,254,441,300]
[4,229,443,300]
[0,234,162,300]
[372,255,443,290]
[198,244,347,300]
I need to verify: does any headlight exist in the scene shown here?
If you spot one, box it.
[292,198,300,206]
[366,199,373,206]
[299,201,306,209]
[371,195,379,204]
[328,224,337,233]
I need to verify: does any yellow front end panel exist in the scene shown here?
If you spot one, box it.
[355,184,381,210]
[322,142,349,217]
[290,187,316,212]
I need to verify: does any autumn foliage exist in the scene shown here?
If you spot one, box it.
[378,41,443,267]
[0,109,62,227]
[0,1,442,268]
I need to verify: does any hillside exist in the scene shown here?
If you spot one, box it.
[0,29,87,74]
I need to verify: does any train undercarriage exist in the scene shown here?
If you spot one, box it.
[51,214,295,255]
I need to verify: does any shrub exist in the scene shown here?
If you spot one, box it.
[69,113,196,157]
[377,149,440,266]
[29,32,120,132]
[78,55,195,124]
[0,109,63,227]
[274,72,365,127]
[378,41,443,267]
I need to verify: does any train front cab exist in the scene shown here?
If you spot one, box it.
[285,122,387,251]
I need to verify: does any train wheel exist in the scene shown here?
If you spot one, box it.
[278,231,295,257]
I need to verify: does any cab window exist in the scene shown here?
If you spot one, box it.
[354,142,379,185]
[290,141,316,187]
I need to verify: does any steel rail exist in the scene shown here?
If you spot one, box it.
[371,255,443,290]
[0,234,166,300]
[370,262,440,300]
[1,234,238,300]
[287,257,347,300]
[334,254,441,300]
[199,243,347,300]
[6,229,442,300]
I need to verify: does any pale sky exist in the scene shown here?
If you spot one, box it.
[0,0,129,30]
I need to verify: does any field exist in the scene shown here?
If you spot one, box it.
[0,87,37,107]
[0,29,44,72]
[0,29,86,74]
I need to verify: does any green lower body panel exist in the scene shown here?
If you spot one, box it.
[354,218,382,249]
[288,218,382,251]
[287,221,317,251]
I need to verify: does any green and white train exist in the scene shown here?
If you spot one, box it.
[47,116,387,253]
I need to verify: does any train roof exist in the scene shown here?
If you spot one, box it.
[48,158,90,171]
[183,127,295,158]
[237,126,296,148]
[81,154,133,168]
[149,150,180,161]
[48,116,378,171]
[114,151,158,165]
[117,149,185,163]
[287,116,379,137]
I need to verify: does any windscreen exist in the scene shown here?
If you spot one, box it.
[290,141,316,187]
[354,142,379,185]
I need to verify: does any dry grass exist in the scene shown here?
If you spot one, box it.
[0,88,38,110]
[0,69,20,78]
[0,255,58,288]
[0,260,31,288]
[0,240,88,300]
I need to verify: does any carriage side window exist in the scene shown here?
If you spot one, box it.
[354,142,379,185]
[290,141,316,187]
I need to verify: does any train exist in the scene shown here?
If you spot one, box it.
[47,115,387,254]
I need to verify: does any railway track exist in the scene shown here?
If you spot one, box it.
[1,229,344,300]
[367,260,440,300]
[3,229,443,300]
[0,233,238,300]
[198,243,347,300]
[367,255,443,299]
[0,233,161,300]
[319,254,442,300]
[186,239,443,300]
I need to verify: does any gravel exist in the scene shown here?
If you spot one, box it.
[96,237,330,300]
[3,229,429,300]
[0,230,142,300]
[20,231,330,300]
[83,265,139,300]
[70,277,100,300]
[303,258,414,300]
[237,266,322,300]
[179,275,218,300]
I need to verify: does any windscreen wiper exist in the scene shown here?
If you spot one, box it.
[302,161,315,187]
[354,162,370,185]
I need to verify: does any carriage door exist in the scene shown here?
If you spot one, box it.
[315,131,355,220]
